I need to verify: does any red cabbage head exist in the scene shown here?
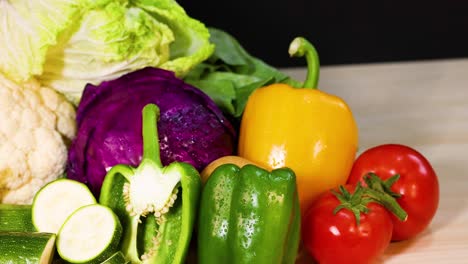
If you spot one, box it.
[66,67,236,196]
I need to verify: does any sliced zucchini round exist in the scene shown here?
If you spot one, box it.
[32,178,96,234]
[57,204,122,264]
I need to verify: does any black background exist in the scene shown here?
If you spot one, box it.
[179,0,468,67]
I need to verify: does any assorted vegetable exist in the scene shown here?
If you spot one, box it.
[32,179,97,234]
[200,155,265,183]
[0,232,56,263]
[1,177,123,264]
[56,204,122,264]
[198,164,301,264]
[184,28,300,120]
[347,144,440,241]
[5,173,135,264]
[0,204,35,232]
[0,0,214,103]
[101,252,130,264]
[0,1,441,262]
[302,184,395,264]
[66,67,235,197]
[238,37,359,215]
[0,73,76,205]
[99,104,201,263]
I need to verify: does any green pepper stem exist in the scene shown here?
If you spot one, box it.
[288,37,320,89]
[142,103,163,168]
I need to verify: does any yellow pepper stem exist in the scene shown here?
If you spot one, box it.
[288,37,320,89]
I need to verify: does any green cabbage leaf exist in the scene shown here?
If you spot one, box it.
[0,0,214,104]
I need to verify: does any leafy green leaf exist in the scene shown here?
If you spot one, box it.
[184,27,300,119]
[188,78,236,115]
[208,28,251,67]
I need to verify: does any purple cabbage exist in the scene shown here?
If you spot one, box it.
[66,67,236,197]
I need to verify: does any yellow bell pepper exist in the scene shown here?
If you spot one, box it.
[238,37,358,215]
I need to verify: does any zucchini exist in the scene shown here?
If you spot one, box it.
[32,178,96,233]
[0,203,35,232]
[0,231,56,263]
[101,251,129,264]
[57,204,123,264]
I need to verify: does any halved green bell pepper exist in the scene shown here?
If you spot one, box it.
[198,163,301,264]
[99,104,201,264]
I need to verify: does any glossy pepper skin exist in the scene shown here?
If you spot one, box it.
[198,164,301,264]
[238,37,358,215]
[99,104,201,264]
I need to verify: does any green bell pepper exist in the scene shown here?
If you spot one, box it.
[99,104,201,264]
[198,163,301,264]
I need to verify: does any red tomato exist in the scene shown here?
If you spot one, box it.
[302,185,393,264]
[347,144,439,241]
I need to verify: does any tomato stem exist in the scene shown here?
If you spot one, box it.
[332,177,408,226]
[365,173,401,198]
[332,183,373,226]
[363,174,408,221]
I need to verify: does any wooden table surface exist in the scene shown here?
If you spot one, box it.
[283,58,468,263]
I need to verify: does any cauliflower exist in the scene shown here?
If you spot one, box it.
[0,73,76,204]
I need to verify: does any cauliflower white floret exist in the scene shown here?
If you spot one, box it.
[0,73,76,204]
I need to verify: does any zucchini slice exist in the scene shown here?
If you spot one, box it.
[57,204,122,264]
[0,232,56,263]
[0,204,35,232]
[32,178,96,234]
